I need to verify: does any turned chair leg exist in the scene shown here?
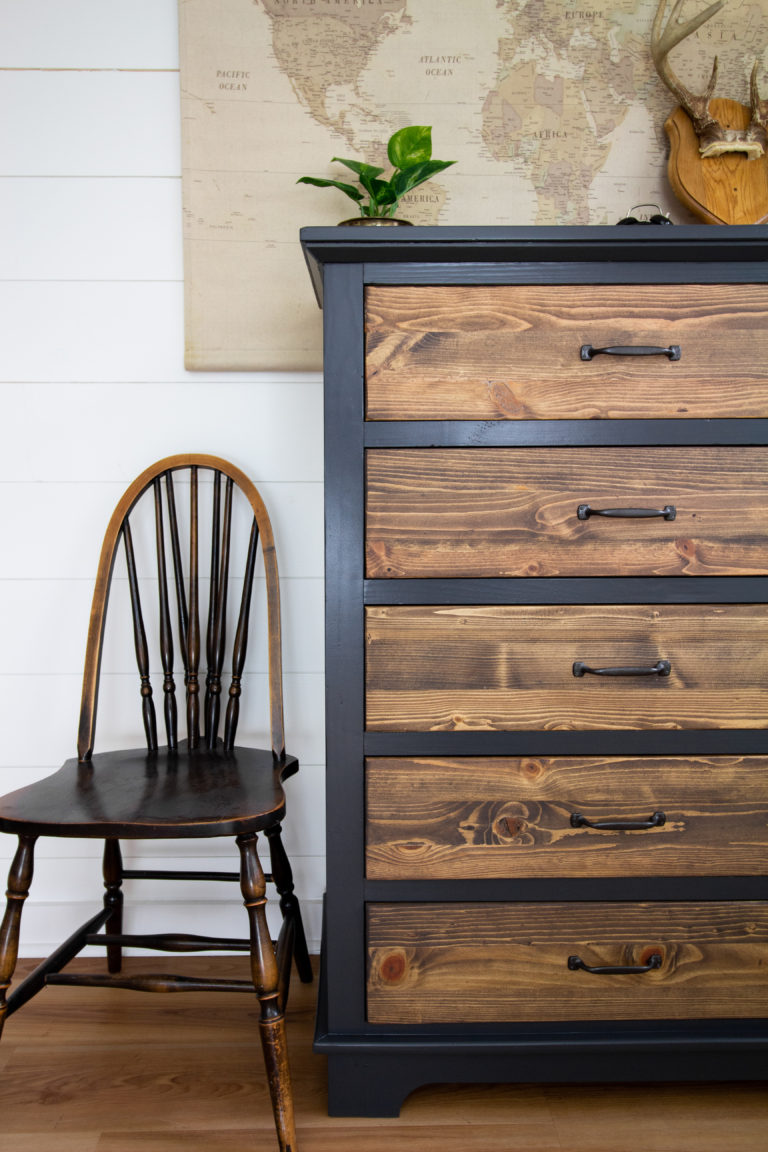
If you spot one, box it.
[237,832,297,1152]
[102,838,124,974]
[0,835,37,1039]
[265,823,313,985]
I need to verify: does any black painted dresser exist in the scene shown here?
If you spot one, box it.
[300,226,768,1116]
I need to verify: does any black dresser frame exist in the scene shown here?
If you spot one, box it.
[300,226,768,1117]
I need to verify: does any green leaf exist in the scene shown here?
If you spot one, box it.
[359,171,398,206]
[296,176,364,202]
[390,159,455,198]
[387,125,433,170]
[331,157,385,180]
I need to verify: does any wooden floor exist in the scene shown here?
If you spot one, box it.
[1,957,765,1152]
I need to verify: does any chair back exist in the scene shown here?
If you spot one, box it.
[77,455,286,763]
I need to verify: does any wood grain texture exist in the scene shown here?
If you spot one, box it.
[3,957,767,1150]
[367,901,768,1023]
[365,604,768,731]
[364,284,768,420]
[664,101,768,225]
[365,755,768,879]
[366,447,768,578]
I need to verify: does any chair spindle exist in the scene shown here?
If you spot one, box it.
[123,521,158,752]
[153,479,178,751]
[187,468,201,747]
[206,475,234,749]
[224,518,260,751]
[164,472,189,670]
[204,472,222,747]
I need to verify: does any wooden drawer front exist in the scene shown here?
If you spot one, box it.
[365,604,768,731]
[365,284,768,420]
[365,755,768,879]
[366,447,768,578]
[367,902,768,1023]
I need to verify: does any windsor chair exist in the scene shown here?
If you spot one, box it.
[0,454,312,1152]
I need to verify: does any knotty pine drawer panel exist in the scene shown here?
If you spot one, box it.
[365,447,768,578]
[366,901,768,1023]
[365,755,768,879]
[364,604,768,731]
[364,284,768,420]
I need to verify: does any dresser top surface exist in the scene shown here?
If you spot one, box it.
[300,224,768,305]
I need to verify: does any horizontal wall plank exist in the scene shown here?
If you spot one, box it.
[0,0,179,69]
[0,71,181,176]
[0,281,185,379]
[0,671,325,767]
[0,576,324,675]
[0,481,323,576]
[0,380,323,478]
[0,178,182,280]
[0,283,324,382]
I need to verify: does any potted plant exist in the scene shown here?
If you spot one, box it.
[297,125,455,223]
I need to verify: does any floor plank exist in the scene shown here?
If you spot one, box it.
[0,1137,100,1152]
[1,958,765,1151]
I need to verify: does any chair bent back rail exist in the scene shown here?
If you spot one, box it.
[0,454,311,1152]
[78,452,287,763]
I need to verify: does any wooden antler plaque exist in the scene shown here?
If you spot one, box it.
[665,98,768,224]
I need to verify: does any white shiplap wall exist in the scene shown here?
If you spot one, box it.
[0,0,326,955]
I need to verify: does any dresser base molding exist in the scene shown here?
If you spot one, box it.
[316,1015,768,1118]
[320,1044,768,1118]
[320,1045,768,1118]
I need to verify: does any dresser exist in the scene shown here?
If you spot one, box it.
[300,226,768,1116]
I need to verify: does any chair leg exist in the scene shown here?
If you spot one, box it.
[102,838,124,974]
[265,823,313,984]
[0,835,37,1039]
[237,832,297,1152]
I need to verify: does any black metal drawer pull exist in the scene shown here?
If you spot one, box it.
[567,953,663,976]
[577,504,676,521]
[580,343,681,361]
[570,810,666,831]
[573,660,671,678]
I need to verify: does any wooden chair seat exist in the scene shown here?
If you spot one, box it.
[0,746,297,839]
[0,455,311,1152]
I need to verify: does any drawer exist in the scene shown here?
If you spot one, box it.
[366,901,768,1023]
[366,447,768,578]
[365,755,768,879]
[364,284,768,420]
[365,604,768,731]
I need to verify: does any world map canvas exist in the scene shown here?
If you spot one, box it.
[178,0,768,370]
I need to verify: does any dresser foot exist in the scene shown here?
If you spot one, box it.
[326,1052,426,1117]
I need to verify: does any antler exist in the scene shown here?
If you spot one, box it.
[745,59,768,154]
[652,0,727,156]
